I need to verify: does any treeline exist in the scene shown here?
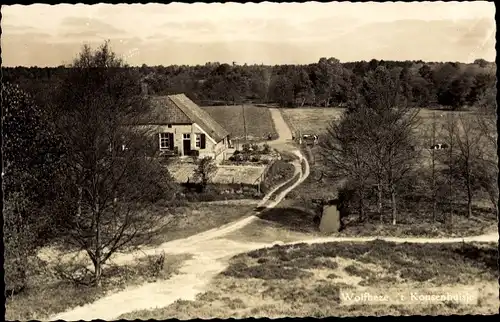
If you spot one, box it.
[2,57,495,110]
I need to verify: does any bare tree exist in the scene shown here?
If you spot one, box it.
[442,114,458,229]
[475,86,498,217]
[358,66,420,224]
[51,41,177,286]
[454,114,485,218]
[380,108,421,225]
[423,112,440,221]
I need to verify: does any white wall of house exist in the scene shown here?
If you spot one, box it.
[137,124,227,157]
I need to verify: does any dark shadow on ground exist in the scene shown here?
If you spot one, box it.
[453,243,499,272]
[256,207,318,233]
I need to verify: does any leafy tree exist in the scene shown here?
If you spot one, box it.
[193,156,218,191]
[270,71,294,107]
[422,112,441,221]
[292,67,315,107]
[2,82,63,293]
[51,41,177,286]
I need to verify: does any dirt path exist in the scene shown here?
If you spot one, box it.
[49,109,498,320]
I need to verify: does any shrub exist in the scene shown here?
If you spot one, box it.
[262,144,271,154]
[242,143,251,153]
[222,262,313,280]
[251,144,260,152]
[4,191,36,296]
[193,157,217,192]
[251,156,260,162]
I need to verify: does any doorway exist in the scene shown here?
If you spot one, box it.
[183,133,191,155]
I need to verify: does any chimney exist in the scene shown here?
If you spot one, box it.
[141,82,148,96]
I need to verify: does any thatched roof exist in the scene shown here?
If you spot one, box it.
[137,94,230,143]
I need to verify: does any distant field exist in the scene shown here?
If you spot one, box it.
[280,107,345,136]
[202,105,277,141]
[282,107,479,138]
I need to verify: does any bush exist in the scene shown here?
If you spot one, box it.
[251,144,260,152]
[262,144,271,154]
[251,156,260,162]
[242,143,251,153]
[4,192,37,296]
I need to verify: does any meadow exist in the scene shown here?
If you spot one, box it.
[280,107,345,135]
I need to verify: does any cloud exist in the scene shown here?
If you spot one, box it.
[58,16,126,38]
[1,23,38,33]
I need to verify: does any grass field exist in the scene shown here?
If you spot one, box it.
[119,241,498,318]
[202,105,277,141]
[132,202,257,247]
[281,107,478,139]
[281,107,345,135]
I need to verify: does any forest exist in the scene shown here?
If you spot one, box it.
[2,57,496,110]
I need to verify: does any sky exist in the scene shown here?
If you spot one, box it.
[1,2,496,67]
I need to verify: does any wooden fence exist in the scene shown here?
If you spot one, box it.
[253,158,277,193]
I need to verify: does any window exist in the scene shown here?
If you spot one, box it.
[168,124,172,128]
[159,133,170,150]
[183,133,191,139]
[195,134,201,148]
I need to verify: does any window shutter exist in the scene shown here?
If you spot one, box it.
[156,133,161,151]
[169,133,174,150]
[200,134,206,149]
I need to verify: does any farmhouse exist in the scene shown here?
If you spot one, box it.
[137,93,231,160]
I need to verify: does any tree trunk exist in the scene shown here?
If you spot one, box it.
[391,185,397,225]
[431,149,436,221]
[377,181,383,222]
[77,186,83,217]
[448,140,453,231]
[466,170,472,218]
[358,188,365,222]
[94,196,102,287]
